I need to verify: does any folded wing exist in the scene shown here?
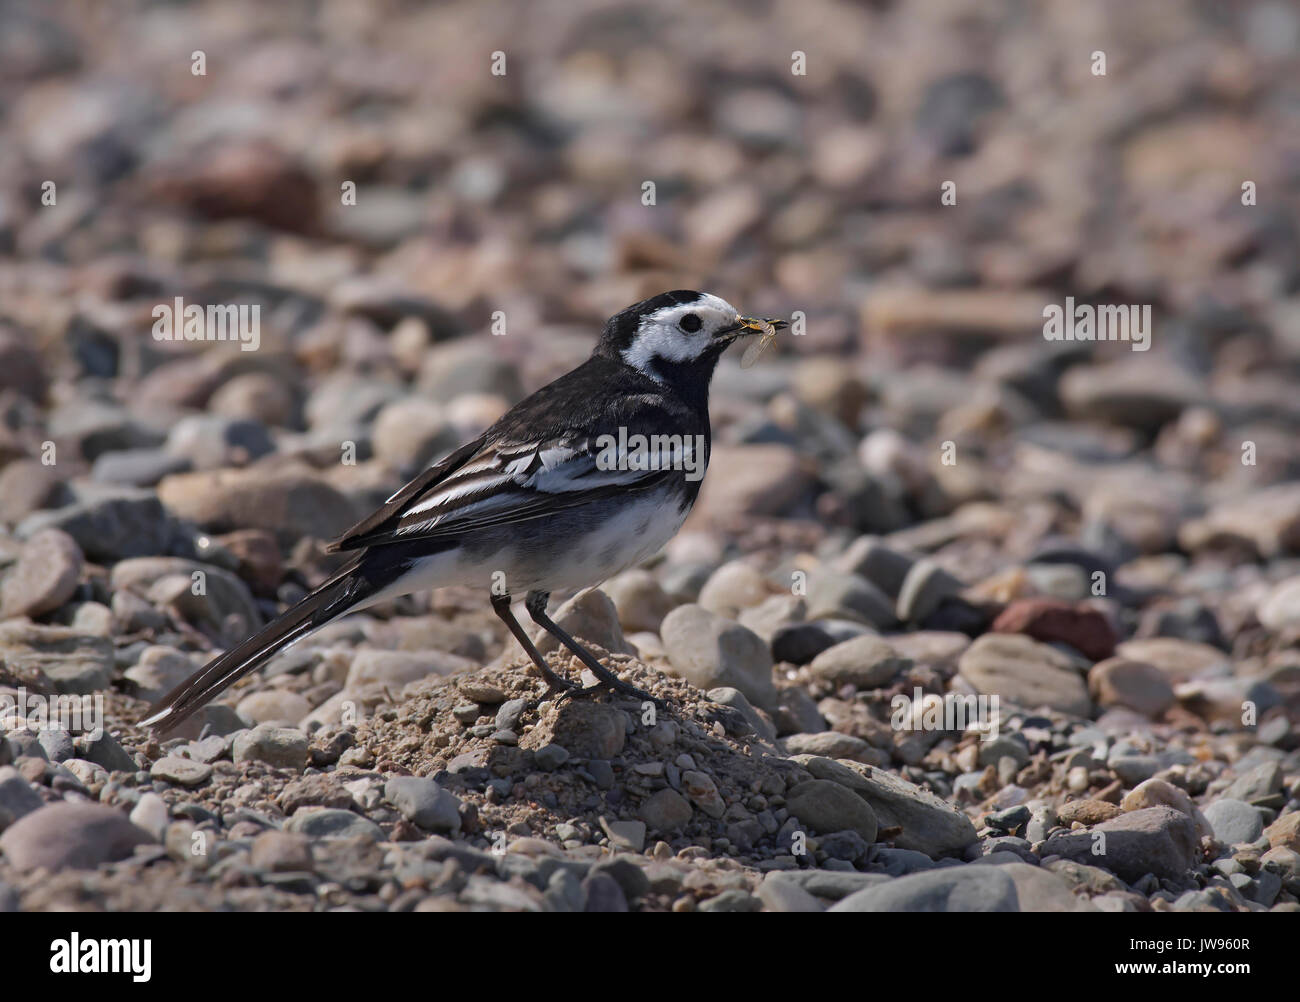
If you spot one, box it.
[328,433,675,551]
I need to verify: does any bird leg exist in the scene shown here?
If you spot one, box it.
[490,593,576,694]
[525,591,661,706]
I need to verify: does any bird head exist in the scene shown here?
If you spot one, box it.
[598,290,787,382]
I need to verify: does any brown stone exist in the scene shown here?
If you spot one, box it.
[1057,799,1121,826]
[991,598,1118,661]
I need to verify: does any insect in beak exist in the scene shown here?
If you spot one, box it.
[733,316,789,368]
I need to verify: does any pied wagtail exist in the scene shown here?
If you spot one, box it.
[143,291,787,733]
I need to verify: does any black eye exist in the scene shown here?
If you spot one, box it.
[680,313,702,333]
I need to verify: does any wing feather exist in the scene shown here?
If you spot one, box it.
[328,433,674,552]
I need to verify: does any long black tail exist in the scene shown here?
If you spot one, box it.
[141,555,386,734]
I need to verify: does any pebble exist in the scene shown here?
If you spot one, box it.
[758,872,825,912]
[738,594,806,645]
[1258,576,1300,632]
[494,698,527,732]
[19,492,179,563]
[692,444,812,519]
[1220,761,1283,804]
[346,649,476,688]
[831,865,1019,912]
[1042,806,1199,883]
[957,634,1092,717]
[785,779,879,843]
[1110,755,1161,786]
[780,870,891,900]
[835,537,916,597]
[370,397,453,470]
[1057,799,1121,826]
[231,725,309,772]
[1121,779,1213,840]
[129,793,170,840]
[598,817,646,853]
[638,789,693,832]
[697,560,773,618]
[1265,813,1300,851]
[0,803,153,872]
[455,679,506,704]
[36,728,74,762]
[589,858,650,902]
[1202,799,1265,846]
[784,731,875,762]
[249,830,315,873]
[156,468,358,545]
[384,776,462,833]
[0,621,114,695]
[681,771,726,819]
[76,731,138,773]
[896,560,965,624]
[1113,637,1228,684]
[525,700,625,759]
[0,528,83,619]
[0,766,45,831]
[284,808,383,841]
[977,736,1029,770]
[123,646,199,701]
[1088,657,1175,717]
[773,686,827,735]
[985,804,1031,834]
[533,744,570,771]
[235,690,312,726]
[808,634,911,689]
[581,872,628,912]
[978,860,1098,912]
[660,604,775,708]
[768,622,839,665]
[806,571,897,628]
[706,686,776,741]
[150,756,213,787]
[796,755,977,857]
[698,889,762,912]
[991,598,1118,661]
[603,569,675,633]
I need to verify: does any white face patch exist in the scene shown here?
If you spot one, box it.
[620,293,740,380]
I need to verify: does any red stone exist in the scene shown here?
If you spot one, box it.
[990,598,1118,661]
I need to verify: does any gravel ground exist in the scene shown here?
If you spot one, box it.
[0,0,1298,912]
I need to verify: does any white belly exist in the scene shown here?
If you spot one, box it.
[357,488,691,604]
[525,491,689,592]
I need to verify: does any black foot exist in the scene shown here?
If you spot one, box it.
[540,669,579,694]
[524,589,664,709]
[556,683,603,703]
[560,671,662,708]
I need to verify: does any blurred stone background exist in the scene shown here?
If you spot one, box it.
[0,0,1298,549]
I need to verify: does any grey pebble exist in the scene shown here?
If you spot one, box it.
[284,808,383,841]
[1202,799,1265,846]
[384,776,462,833]
[831,865,1018,912]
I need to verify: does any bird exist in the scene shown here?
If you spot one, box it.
[142,291,787,734]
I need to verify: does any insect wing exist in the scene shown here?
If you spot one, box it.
[740,322,777,368]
